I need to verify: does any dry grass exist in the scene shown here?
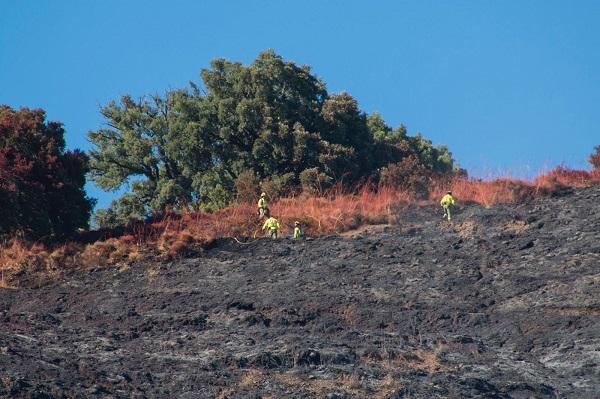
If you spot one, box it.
[504,220,529,234]
[548,307,600,317]
[453,220,477,239]
[329,304,359,327]
[0,235,142,287]
[535,166,600,188]
[305,373,363,396]
[215,387,235,399]
[0,240,48,288]
[239,369,263,388]
[410,350,443,373]
[433,167,600,207]
[373,374,405,399]
[270,372,303,387]
[278,371,402,399]
[271,185,411,235]
[1,166,599,287]
[362,349,442,374]
[229,369,403,398]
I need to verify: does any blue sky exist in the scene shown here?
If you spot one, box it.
[2,1,599,209]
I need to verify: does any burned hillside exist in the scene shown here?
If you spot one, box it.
[1,186,600,398]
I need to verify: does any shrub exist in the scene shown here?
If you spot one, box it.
[93,193,147,229]
[0,106,94,239]
[536,166,597,188]
[379,156,430,199]
[589,146,600,170]
[234,170,260,204]
[299,168,333,194]
[260,173,296,200]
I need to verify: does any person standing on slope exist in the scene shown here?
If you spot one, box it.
[257,192,269,218]
[440,191,455,221]
[293,221,304,239]
[262,216,280,239]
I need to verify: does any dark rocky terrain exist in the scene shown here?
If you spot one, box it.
[2,186,600,398]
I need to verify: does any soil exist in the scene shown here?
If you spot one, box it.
[2,186,600,398]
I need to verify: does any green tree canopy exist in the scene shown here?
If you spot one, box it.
[89,50,460,227]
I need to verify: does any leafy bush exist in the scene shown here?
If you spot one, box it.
[379,156,430,199]
[299,168,333,194]
[234,170,260,204]
[93,193,147,229]
[260,172,296,200]
[0,106,94,239]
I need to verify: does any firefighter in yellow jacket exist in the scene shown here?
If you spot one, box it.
[293,221,304,239]
[262,216,280,239]
[257,192,269,218]
[440,191,455,221]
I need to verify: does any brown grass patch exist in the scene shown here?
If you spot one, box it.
[547,307,600,317]
[239,369,264,388]
[329,304,359,327]
[0,236,144,287]
[305,373,363,396]
[410,350,443,373]
[341,223,391,238]
[219,369,402,398]
[453,220,477,239]
[271,372,303,387]
[503,220,529,234]
[215,387,235,399]
[273,371,402,398]
[127,247,143,261]
[0,240,48,288]
[362,349,442,374]
[146,266,161,280]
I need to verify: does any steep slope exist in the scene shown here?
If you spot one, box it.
[1,186,600,398]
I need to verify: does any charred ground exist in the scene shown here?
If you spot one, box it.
[1,186,600,398]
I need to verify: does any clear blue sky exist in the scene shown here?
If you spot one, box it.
[2,1,599,209]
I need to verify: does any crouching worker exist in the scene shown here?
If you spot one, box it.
[440,191,455,221]
[262,216,280,239]
[257,192,269,218]
[293,221,304,239]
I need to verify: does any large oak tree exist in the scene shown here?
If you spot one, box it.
[89,50,458,227]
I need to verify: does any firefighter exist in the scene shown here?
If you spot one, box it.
[293,221,304,239]
[257,192,269,218]
[440,191,455,221]
[262,216,280,239]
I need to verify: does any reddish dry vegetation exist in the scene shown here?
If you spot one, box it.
[1,166,599,288]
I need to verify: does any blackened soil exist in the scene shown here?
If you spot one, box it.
[2,187,600,398]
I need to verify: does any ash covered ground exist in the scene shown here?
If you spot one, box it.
[2,186,600,398]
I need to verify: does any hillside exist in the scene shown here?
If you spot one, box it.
[1,185,600,398]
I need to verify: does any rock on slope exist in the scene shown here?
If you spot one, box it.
[1,186,600,398]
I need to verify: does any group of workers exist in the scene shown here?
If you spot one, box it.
[258,192,304,240]
[257,190,456,239]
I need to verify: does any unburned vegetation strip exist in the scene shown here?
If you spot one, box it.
[1,168,599,288]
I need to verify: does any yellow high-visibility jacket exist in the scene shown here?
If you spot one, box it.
[440,194,455,206]
[258,197,267,209]
[440,194,454,206]
[263,217,280,231]
[294,226,303,239]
